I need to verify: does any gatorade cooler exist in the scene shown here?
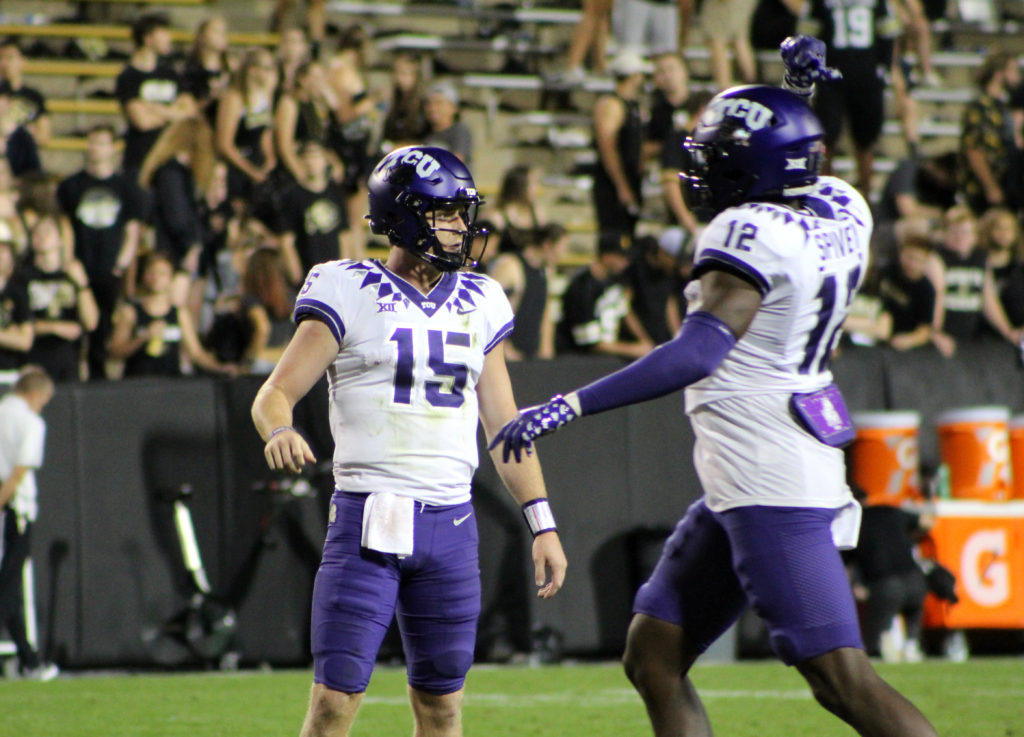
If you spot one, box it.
[1009,415,1024,500]
[850,411,922,506]
[936,406,1011,501]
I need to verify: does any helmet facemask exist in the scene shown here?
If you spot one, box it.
[680,139,758,219]
[396,189,485,271]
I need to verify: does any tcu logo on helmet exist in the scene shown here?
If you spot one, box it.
[398,149,442,178]
[701,98,774,132]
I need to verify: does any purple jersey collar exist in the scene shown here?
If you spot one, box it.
[373,261,459,317]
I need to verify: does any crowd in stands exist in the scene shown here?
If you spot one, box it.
[0,0,1022,382]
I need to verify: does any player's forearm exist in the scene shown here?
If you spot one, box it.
[125,101,168,130]
[662,170,697,232]
[983,288,1016,340]
[965,147,1000,194]
[890,324,932,350]
[0,325,33,352]
[251,382,298,441]
[114,222,140,275]
[492,446,549,507]
[0,467,28,508]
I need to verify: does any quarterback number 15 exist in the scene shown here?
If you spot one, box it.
[390,327,470,408]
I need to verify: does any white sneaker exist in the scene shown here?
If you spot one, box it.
[902,640,924,663]
[879,617,905,663]
[22,663,59,681]
[544,67,585,88]
[943,630,969,663]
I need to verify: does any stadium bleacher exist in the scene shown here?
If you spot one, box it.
[1,0,1022,251]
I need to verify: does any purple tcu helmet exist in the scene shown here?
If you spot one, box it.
[681,85,824,217]
[367,145,485,271]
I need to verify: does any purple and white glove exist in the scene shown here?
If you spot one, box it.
[489,394,579,463]
[780,35,842,97]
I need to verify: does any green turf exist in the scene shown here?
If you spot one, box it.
[0,658,1020,736]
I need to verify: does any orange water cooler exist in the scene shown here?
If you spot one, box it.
[921,500,1024,629]
[1009,415,1024,500]
[850,411,921,507]
[935,406,1011,501]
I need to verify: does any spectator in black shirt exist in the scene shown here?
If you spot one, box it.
[138,117,216,305]
[0,92,40,177]
[0,238,32,371]
[274,61,342,187]
[845,490,933,662]
[660,89,713,239]
[977,207,1024,332]
[17,173,74,263]
[930,205,1020,356]
[798,0,889,193]
[57,123,144,380]
[116,13,197,175]
[275,140,349,284]
[0,38,50,148]
[238,247,295,374]
[276,28,311,99]
[21,216,98,381]
[556,234,653,358]
[380,53,429,152]
[181,16,232,121]
[646,52,691,164]
[878,235,936,351]
[216,47,278,208]
[624,233,687,345]
[489,222,566,361]
[108,250,232,378]
[979,206,1022,290]
[875,153,957,227]
[492,165,546,256]
[592,51,650,246]
[872,152,957,264]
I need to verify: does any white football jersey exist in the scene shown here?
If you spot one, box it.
[294,259,514,505]
[685,176,872,411]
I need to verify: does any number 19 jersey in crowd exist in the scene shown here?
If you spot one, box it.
[294,260,514,506]
[684,176,872,513]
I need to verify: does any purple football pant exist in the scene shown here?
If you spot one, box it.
[312,491,481,694]
[633,499,864,665]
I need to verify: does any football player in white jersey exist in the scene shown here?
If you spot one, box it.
[252,145,567,737]
[492,38,939,737]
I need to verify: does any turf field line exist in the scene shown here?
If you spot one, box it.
[359,687,813,707]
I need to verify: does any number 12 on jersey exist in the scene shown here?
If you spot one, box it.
[799,265,862,374]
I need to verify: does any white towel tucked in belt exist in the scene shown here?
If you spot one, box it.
[830,499,862,551]
[361,492,414,557]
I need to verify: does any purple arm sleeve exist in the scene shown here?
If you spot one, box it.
[575,311,738,416]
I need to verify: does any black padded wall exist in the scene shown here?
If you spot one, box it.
[24,339,1024,666]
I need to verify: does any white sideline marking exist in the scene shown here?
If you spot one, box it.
[361,688,812,707]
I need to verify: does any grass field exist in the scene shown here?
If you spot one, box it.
[1,658,1021,736]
